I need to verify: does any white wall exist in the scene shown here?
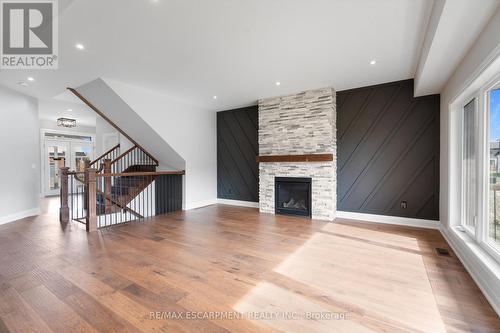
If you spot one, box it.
[95,115,117,156]
[441,6,500,228]
[0,85,40,224]
[104,79,217,210]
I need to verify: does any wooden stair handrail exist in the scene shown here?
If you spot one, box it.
[97,170,185,177]
[111,145,137,165]
[89,144,120,167]
[67,87,159,166]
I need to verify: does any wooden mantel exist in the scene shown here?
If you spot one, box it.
[256,154,333,163]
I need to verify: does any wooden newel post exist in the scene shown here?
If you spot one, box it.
[83,160,91,210]
[103,159,112,214]
[85,168,98,232]
[59,167,70,223]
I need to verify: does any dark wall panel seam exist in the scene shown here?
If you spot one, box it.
[415,191,436,217]
[338,87,405,193]
[339,88,377,141]
[218,138,254,199]
[224,138,256,200]
[231,113,259,179]
[383,153,434,214]
[359,113,436,210]
[221,116,257,179]
[338,86,403,172]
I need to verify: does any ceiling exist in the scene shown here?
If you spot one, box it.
[0,0,498,113]
[38,98,96,127]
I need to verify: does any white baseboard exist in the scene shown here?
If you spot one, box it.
[336,211,440,230]
[184,199,218,210]
[217,199,259,208]
[439,227,500,316]
[184,198,260,210]
[0,207,40,226]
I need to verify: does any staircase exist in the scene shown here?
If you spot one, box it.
[96,164,156,216]
[59,88,184,231]
[91,144,159,217]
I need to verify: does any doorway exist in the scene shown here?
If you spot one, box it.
[42,131,95,196]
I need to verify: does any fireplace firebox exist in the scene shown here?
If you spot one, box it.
[275,177,312,218]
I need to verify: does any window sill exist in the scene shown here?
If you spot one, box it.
[440,226,500,315]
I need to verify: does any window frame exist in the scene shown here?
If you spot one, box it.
[481,76,500,262]
[461,73,500,263]
[460,96,479,238]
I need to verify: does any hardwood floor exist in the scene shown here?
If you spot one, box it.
[0,199,499,332]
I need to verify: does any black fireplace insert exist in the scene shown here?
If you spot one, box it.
[275,177,312,218]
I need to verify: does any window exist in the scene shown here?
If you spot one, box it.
[463,99,478,233]
[488,88,500,249]
[457,77,500,261]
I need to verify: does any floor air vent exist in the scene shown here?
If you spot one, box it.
[435,248,451,257]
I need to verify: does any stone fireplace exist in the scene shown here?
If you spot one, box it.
[258,88,336,221]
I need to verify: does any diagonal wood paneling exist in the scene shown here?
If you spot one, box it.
[337,79,440,220]
[217,106,259,202]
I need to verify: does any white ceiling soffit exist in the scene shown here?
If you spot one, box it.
[414,0,499,97]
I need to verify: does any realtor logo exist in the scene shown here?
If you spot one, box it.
[1,0,58,69]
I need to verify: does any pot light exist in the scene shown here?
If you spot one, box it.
[75,43,85,50]
[213,95,217,100]
[67,108,73,112]
[27,77,35,82]
[370,59,377,65]
[275,81,281,86]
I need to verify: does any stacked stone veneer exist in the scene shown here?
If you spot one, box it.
[258,88,336,221]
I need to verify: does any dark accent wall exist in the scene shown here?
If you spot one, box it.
[217,106,259,202]
[337,79,439,220]
[155,174,183,214]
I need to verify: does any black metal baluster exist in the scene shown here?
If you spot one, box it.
[147,175,153,218]
[142,176,145,220]
[102,177,105,228]
[70,175,74,221]
[107,175,110,227]
[134,184,137,222]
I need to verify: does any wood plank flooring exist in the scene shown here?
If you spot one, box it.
[0,199,499,332]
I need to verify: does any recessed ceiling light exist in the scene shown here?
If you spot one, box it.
[27,77,35,82]
[67,108,73,112]
[275,81,281,86]
[75,43,85,50]
[213,95,217,100]
[18,81,28,87]
[370,60,377,65]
